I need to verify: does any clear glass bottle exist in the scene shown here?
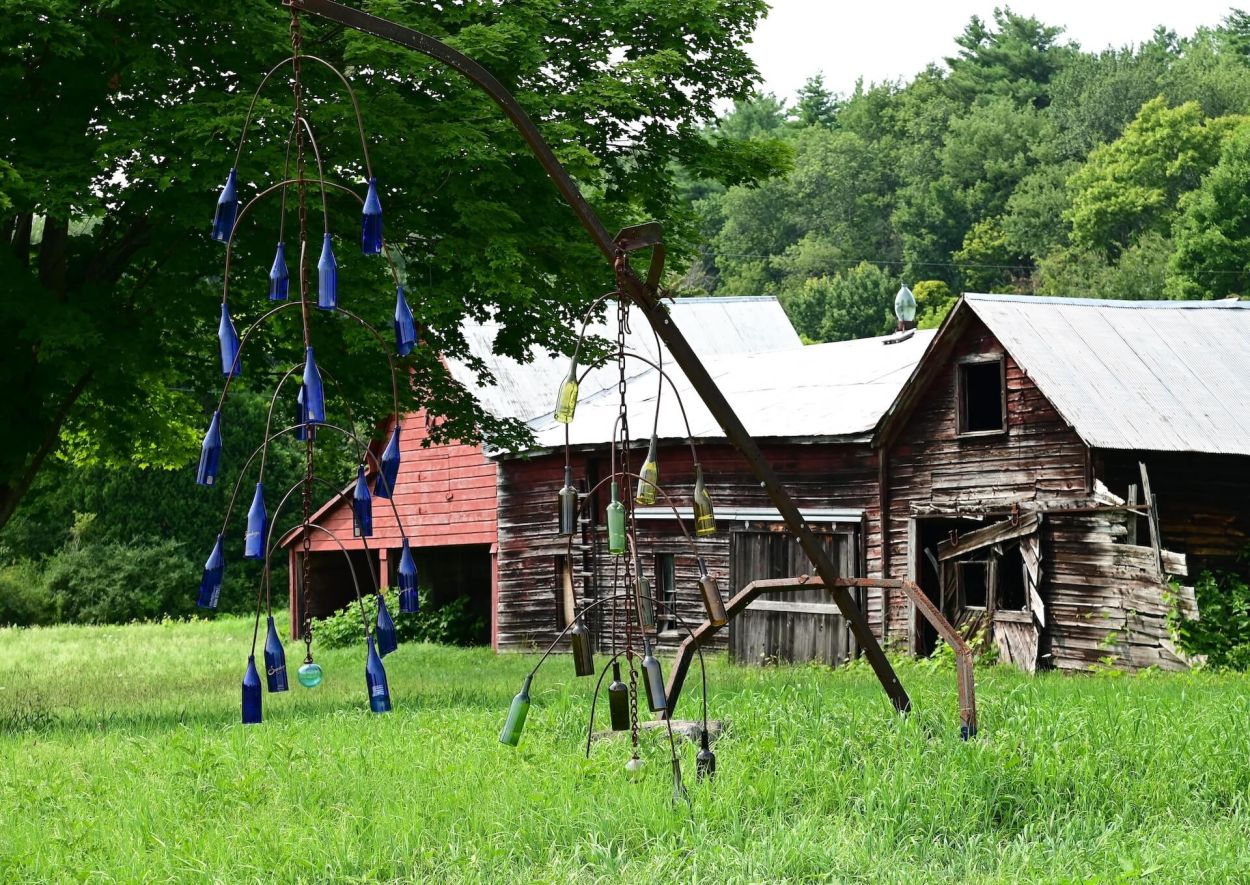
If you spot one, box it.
[692,464,715,537]
[606,481,626,555]
[635,434,659,505]
[697,556,728,627]
[499,674,532,746]
[554,365,578,424]
[640,637,667,713]
[558,465,579,535]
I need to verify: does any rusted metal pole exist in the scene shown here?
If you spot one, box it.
[283,0,911,714]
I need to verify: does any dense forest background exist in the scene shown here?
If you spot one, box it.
[7,5,1250,625]
[681,8,1250,342]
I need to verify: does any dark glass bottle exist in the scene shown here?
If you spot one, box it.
[570,616,594,677]
[696,730,717,781]
[263,616,289,693]
[641,637,667,713]
[241,655,262,725]
[697,557,728,627]
[499,674,532,746]
[365,636,392,714]
[375,594,398,657]
[607,662,629,731]
[558,465,579,535]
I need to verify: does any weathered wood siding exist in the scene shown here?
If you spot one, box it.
[495,441,879,652]
[883,316,1090,645]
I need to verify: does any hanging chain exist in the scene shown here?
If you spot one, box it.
[627,652,640,749]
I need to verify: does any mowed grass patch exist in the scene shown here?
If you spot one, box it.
[1,617,1248,882]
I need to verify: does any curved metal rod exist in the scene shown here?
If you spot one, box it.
[232,53,374,179]
[579,351,696,464]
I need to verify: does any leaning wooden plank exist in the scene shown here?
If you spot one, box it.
[936,512,1042,560]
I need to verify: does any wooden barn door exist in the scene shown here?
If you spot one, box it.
[936,514,1045,672]
[728,528,860,666]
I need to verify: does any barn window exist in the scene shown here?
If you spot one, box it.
[957,358,1006,435]
[656,553,677,632]
[998,546,1028,611]
[957,561,989,609]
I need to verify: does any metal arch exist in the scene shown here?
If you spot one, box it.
[283,0,911,714]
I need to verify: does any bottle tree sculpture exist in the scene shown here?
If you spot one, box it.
[195,11,421,724]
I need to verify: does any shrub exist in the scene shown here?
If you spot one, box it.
[1174,567,1250,670]
[43,538,201,624]
[0,560,56,626]
[315,587,486,649]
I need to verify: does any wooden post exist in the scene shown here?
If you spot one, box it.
[1126,484,1138,546]
[1138,461,1163,576]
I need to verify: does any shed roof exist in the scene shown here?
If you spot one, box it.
[514,328,937,454]
[445,296,803,426]
[941,294,1250,456]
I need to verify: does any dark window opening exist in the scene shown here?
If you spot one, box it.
[958,561,988,609]
[656,553,677,632]
[959,360,1005,434]
[999,546,1027,610]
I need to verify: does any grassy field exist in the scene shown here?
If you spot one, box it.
[1,618,1248,883]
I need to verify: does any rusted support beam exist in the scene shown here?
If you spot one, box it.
[286,0,912,714]
[663,576,976,737]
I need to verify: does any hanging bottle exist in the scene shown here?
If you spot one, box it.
[499,674,532,746]
[375,594,398,657]
[634,556,655,630]
[557,465,578,535]
[697,556,728,627]
[263,616,289,693]
[607,661,629,731]
[635,434,659,505]
[352,465,373,537]
[394,286,417,356]
[361,177,383,255]
[364,636,391,713]
[302,347,325,424]
[553,364,578,424]
[374,425,401,498]
[243,482,267,560]
[606,481,626,555]
[269,241,289,301]
[696,729,717,781]
[218,304,241,377]
[640,637,667,713]
[569,615,594,678]
[397,538,419,614]
[692,463,716,537]
[198,534,225,610]
[196,411,222,487]
[211,168,239,242]
[241,655,262,724]
[317,234,337,310]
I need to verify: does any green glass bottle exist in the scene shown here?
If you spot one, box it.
[692,464,715,537]
[607,661,629,731]
[558,465,579,535]
[499,674,533,747]
[640,637,667,713]
[554,365,578,424]
[570,616,594,677]
[634,557,656,630]
[635,434,659,505]
[697,556,728,627]
[606,481,626,555]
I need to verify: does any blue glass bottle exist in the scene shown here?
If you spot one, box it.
[317,233,337,310]
[375,594,398,657]
[263,616,289,693]
[365,636,392,713]
[268,242,289,301]
[394,286,417,356]
[218,303,241,377]
[243,482,267,560]
[361,177,383,255]
[242,655,262,724]
[198,534,225,609]
[302,347,325,423]
[295,385,316,442]
[397,538,419,614]
[211,168,239,242]
[352,465,372,537]
[374,425,401,498]
[196,411,222,486]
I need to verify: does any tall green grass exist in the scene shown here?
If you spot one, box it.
[1,617,1248,882]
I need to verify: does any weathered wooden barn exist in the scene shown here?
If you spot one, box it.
[288,293,1250,673]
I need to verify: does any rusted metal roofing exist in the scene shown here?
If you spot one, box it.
[446,296,803,425]
[519,328,937,453]
[964,294,1250,456]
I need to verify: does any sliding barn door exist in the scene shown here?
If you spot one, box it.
[728,528,861,666]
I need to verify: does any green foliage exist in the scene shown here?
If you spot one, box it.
[1036,232,1173,298]
[4,617,1250,880]
[1170,122,1250,298]
[42,537,201,625]
[315,587,486,649]
[0,561,54,627]
[912,280,957,329]
[1174,567,1250,670]
[778,262,896,343]
[944,9,1075,108]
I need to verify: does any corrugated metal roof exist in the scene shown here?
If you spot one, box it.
[964,294,1250,456]
[445,296,803,424]
[521,329,937,452]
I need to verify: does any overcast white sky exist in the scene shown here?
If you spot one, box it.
[749,1,1239,101]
